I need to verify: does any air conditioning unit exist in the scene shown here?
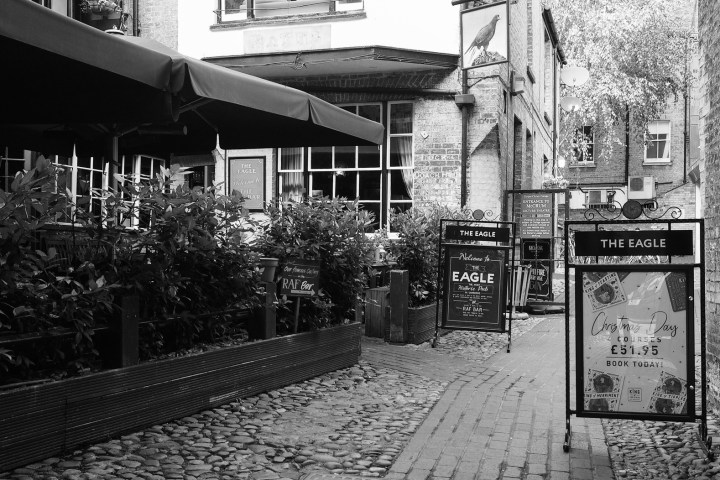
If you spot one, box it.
[586,189,613,209]
[627,176,655,201]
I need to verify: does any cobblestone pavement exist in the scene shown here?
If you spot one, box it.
[2,314,720,480]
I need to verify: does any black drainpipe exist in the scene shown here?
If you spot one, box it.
[625,107,630,185]
[461,69,468,207]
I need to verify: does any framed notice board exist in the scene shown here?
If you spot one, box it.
[575,264,694,421]
[228,157,265,211]
[441,244,508,332]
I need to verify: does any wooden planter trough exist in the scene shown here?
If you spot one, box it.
[406,303,438,345]
[0,323,362,472]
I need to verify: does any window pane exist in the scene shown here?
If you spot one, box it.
[358,202,380,231]
[310,147,332,169]
[389,171,412,201]
[647,142,659,159]
[311,172,333,198]
[390,103,413,134]
[335,145,355,169]
[340,105,356,114]
[389,202,412,216]
[359,104,381,123]
[281,172,304,202]
[358,171,381,201]
[335,171,357,199]
[390,137,413,167]
[358,145,380,168]
[280,148,303,171]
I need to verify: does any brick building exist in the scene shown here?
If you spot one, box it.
[698,0,720,411]
[556,0,701,224]
[136,0,566,229]
[1,0,564,229]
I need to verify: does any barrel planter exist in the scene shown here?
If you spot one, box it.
[0,323,362,473]
[406,303,439,345]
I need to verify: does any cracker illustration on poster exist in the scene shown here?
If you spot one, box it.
[577,269,692,417]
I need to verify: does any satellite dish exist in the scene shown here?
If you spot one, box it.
[561,66,590,87]
[560,96,582,112]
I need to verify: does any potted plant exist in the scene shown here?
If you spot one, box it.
[383,204,473,344]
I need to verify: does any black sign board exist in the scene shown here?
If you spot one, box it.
[441,244,507,332]
[522,239,552,298]
[279,259,320,297]
[574,230,693,257]
[445,225,510,243]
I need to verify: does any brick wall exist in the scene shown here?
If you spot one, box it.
[138,0,178,49]
[699,0,720,411]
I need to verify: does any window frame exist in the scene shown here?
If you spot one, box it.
[276,100,416,230]
[571,125,595,167]
[644,120,672,164]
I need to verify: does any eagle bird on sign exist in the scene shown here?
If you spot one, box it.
[465,14,501,61]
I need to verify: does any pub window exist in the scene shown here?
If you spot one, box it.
[53,153,109,223]
[278,101,413,230]
[0,147,27,192]
[387,101,413,218]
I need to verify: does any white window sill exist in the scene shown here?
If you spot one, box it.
[570,163,596,168]
[643,160,671,166]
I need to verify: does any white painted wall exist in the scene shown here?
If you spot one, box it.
[178,0,461,59]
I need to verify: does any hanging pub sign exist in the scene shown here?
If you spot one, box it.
[573,230,694,257]
[576,265,694,420]
[460,1,509,70]
[445,225,510,243]
[441,244,507,332]
[518,192,553,238]
[521,238,552,298]
[279,259,320,297]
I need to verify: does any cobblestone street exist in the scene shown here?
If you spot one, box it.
[3,314,720,480]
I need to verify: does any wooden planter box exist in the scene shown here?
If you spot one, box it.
[406,303,439,345]
[0,323,362,472]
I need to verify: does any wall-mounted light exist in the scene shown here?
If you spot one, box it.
[511,74,525,96]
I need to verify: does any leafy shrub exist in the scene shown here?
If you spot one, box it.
[0,164,263,382]
[102,165,262,355]
[256,197,376,332]
[385,204,473,307]
[0,165,115,381]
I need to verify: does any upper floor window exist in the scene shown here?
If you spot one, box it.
[32,0,52,7]
[572,126,594,165]
[645,120,671,163]
[217,0,363,22]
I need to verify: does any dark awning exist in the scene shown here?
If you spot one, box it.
[0,0,384,157]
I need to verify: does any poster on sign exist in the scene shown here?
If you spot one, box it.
[576,266,694,420]
[441,244,507,332]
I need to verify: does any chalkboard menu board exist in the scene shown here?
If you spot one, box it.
[279,259,320,297]
[228,157,265,211]
[441,245,507,332]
